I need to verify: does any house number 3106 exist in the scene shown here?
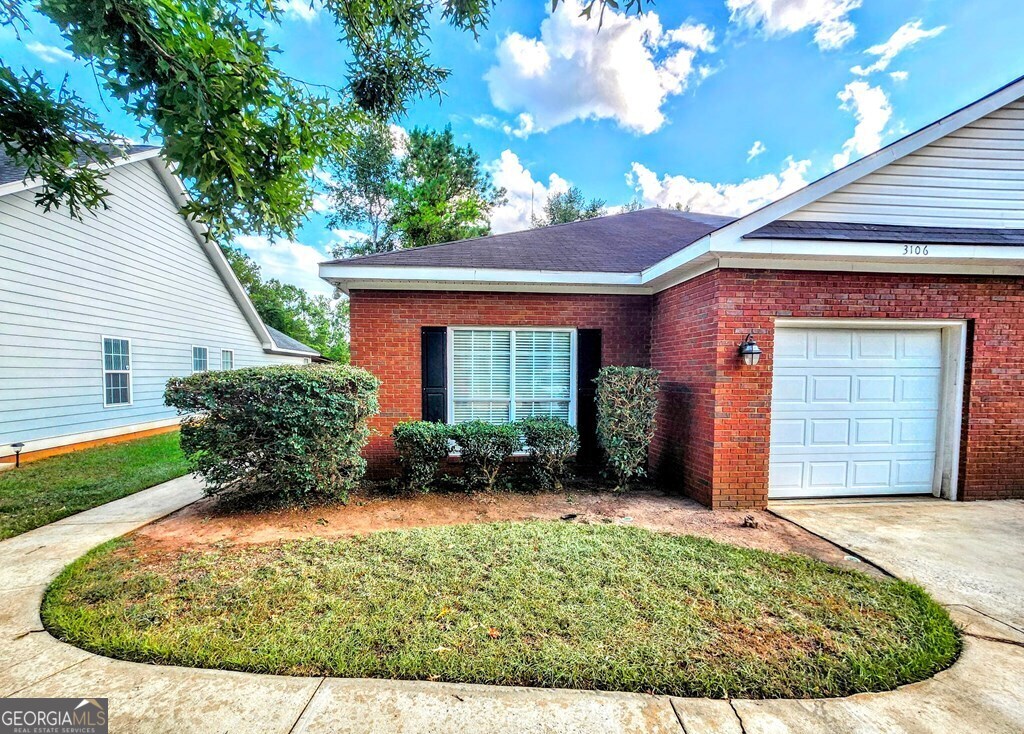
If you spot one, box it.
[902,244,929,255]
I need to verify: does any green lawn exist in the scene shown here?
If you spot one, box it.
[43,521,959,698]
[0,432,189,540]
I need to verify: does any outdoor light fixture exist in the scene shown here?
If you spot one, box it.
[10,443,24,469]
[738,334,762,366]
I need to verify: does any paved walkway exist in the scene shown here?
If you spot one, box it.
[0,479,1021,733]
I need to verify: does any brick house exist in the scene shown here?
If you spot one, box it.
[321,77,1024,509]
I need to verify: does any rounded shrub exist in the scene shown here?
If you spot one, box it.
[449,421,522,492]
[392,421,452,493]
[517,417,579,491]
[595,366,660,490]
[164,364,379,501]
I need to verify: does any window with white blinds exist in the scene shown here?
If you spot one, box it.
[450,328,575,425]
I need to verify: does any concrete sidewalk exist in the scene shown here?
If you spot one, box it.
[1,478,1021,733]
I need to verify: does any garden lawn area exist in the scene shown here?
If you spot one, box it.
[0,432,189,540]
[43,521,960,698]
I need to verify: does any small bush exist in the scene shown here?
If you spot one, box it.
[164,365,379,502]
[449,421,522,492]
[518,417,579,491]
[392,421,451,492]
[595,366,660,490]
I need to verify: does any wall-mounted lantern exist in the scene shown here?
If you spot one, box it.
[738,334,762,366]
[10,443,24,469]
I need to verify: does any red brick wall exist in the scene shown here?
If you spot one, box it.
[649,271,720,507]
[650,269,1024,508]
[349,290,652,472]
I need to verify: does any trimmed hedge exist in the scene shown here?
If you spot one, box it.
[165,364,379,501]
[393,421,451,493]
[595,366,660,490]
[449,421,522,492]
[519,417,580,491]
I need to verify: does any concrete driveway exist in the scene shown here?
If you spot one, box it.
[770,498,1024,643]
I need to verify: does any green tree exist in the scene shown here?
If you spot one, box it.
[622,196,645,212]
[220,245,349,362]
[532,185,607,227]
[389,125,505,248]
[2,0,643,240]
[326,122,400,257]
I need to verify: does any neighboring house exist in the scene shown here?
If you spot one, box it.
[0,147,319,465]
[322,75,1024,509]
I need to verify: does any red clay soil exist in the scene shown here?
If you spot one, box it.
[136,488,876,574]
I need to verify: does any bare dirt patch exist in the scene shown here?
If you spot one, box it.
[135,488,873,573]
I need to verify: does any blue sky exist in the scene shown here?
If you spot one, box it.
[4,0,1024,295]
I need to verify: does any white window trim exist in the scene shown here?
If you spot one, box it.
[445,326,578,427]
[101,335,133,408]
[192,345,209,373]
[221,349,235,370]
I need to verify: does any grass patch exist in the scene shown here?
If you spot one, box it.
[42,522,960,698]
[0,432,189,540]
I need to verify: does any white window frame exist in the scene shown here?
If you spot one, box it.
[192,345,209,373]
[446,327,578,427]
[221,349,234,370]
[101,335,133,408]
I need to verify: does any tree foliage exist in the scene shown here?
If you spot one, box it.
[326,122,400,256]
[532,185,606,227]
[2,0,645,241]
[221,245,350,362]
[389,125,505,248]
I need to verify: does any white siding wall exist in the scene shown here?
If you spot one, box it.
[786,98,1024,227]
[0,160,304,453]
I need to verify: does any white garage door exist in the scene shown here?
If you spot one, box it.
[769,327,942,499]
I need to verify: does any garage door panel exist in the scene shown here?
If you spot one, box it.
[769,326,941,499]
[850,460,892,488]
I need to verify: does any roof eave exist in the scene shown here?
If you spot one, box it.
[0,147,162,199]
[320,263,650,295]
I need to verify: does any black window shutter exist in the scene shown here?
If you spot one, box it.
[421,327,447,422]
[576,329,602,466]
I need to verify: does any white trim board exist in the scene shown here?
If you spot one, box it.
[0,148,162,199]
[0,417,182,458]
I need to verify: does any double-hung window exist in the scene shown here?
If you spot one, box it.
[102,337,132,407]
[192,346,208,373]
[449,328,576,425]
[221,349,234,370]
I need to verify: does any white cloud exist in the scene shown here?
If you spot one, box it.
[851,20,945,76]
[890,70,909,82]
[503,113,537,139]
[235,234,335,295]
[627,157,811,216]
[279,0,318,22]
[726,0,861,50]
[831,80,892,169]
[26,41,74,63]
[746,140,767,161]
[486,150,570,233]
[389,124,409,158]
[485,0,715,135]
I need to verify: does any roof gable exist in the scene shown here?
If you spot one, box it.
[783,98,1024,228]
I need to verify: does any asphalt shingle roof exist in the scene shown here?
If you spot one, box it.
[0,145,159,187]
[747,219,1024,246]
[266,325,319,355]
[325,209,737,273]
